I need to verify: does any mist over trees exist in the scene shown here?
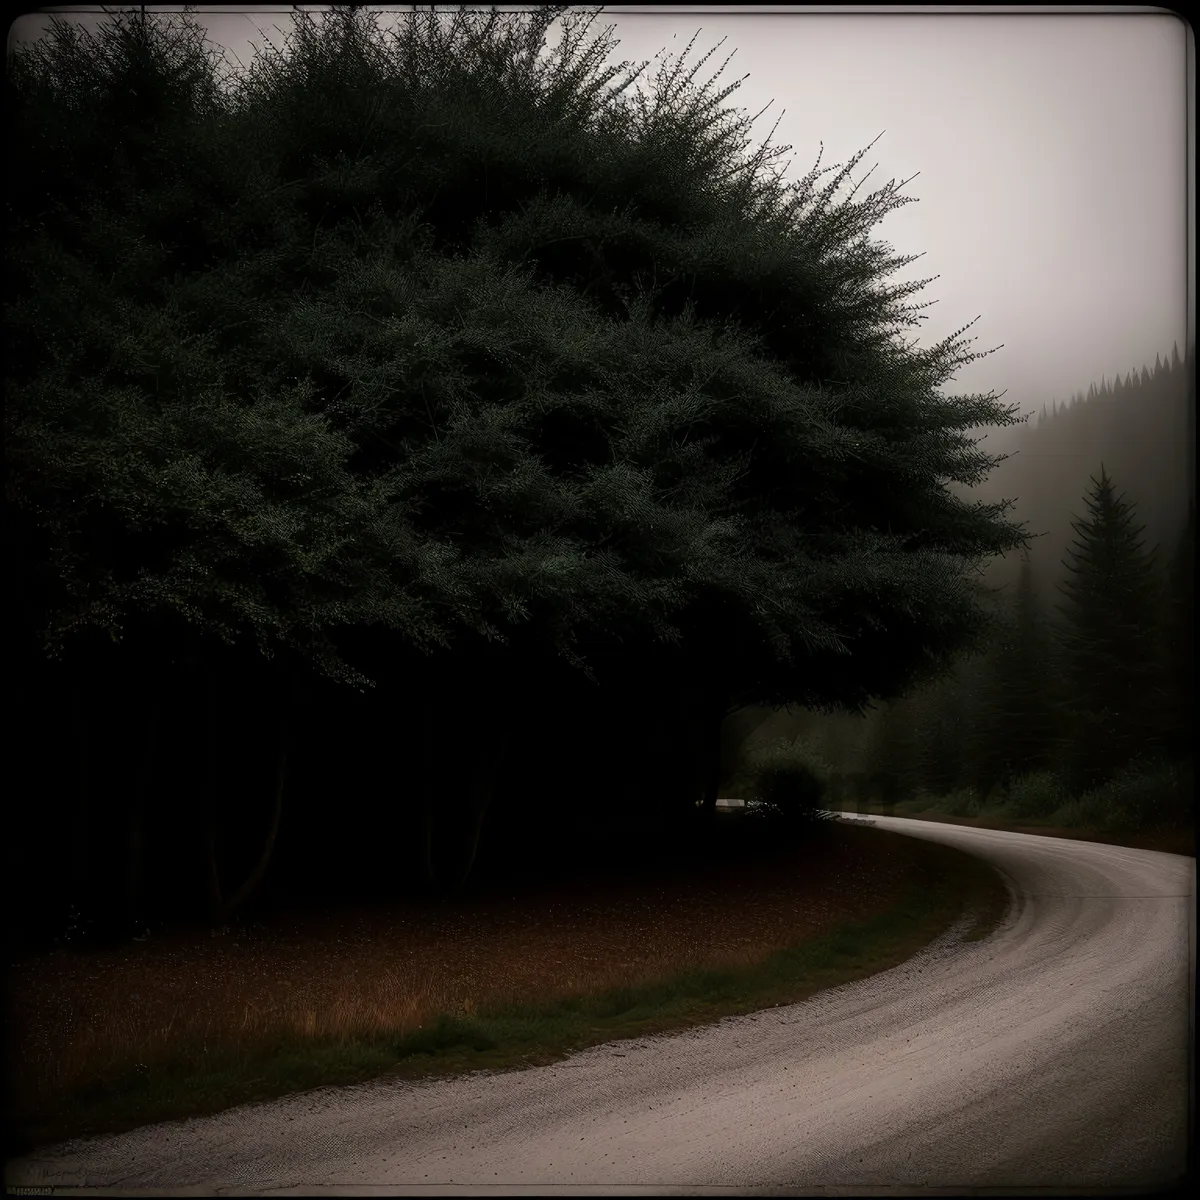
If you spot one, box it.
[809,342,1193,821]
[969,550,1056,791]
[7,5,1040,947]
[1013,341,1191,599]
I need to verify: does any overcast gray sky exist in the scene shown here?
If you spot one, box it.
[8,5,1193,437]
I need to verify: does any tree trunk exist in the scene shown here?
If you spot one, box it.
[69,682,91,893]
[639,685,702,855]
[438,716,511,896]
[848,771,872,816]
[203,666,224,924]
[126,694,157,934]
[216,699,288,923]
[198,665,292,927]
[414,695,437,888]
[696,690,728,840]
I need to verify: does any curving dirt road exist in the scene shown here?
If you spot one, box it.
[6,817,1194,1196]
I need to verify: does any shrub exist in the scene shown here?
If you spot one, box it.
[982,781,1009,811]
[1005,770,1071,819]
[712,733,839,844]
[902,790,934,813]
[1049,792,1119,832]
[747,760,833,830]
[940,787,983,817]
[1078,756,1191,833]
[749,734,833,781]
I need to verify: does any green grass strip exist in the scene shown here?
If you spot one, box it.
[8,833,1009,1157]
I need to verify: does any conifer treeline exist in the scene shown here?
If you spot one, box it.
[1037,341,1186,428]
[1011,341,1192,600]
[858,463,1192,810]
[815,340,1194,813]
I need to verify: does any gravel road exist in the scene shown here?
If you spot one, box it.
[6,816,1193,1196]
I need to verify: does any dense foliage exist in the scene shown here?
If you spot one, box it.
[6,6,1032,939]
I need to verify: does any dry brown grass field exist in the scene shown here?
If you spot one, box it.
[5,818,1000,1153]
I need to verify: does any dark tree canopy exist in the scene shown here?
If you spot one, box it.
[6,3,1029,716]
[3,6,1042,927]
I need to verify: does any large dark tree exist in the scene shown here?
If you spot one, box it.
[1051,466,1166,794]
[6,5,1032,918]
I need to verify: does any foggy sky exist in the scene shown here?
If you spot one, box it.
[8,5,1192,440]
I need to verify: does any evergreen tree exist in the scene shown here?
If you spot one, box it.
[1052,465,1165,793]
[8,5,1031,707]
[4,8,456,694]
[7,4,1034,904]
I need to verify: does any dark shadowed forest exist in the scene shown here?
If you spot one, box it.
[4,6,1193,962]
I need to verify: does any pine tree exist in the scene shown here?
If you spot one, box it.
[1052,465,1165,793]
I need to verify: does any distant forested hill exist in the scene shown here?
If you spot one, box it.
[965,341,1193,597]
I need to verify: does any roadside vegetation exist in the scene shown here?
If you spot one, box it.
[842,757,1194,857]
[4,813,1008,1159]
[724,729,1191,857]
[794,464,1194,863]
[723,731,838,820]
